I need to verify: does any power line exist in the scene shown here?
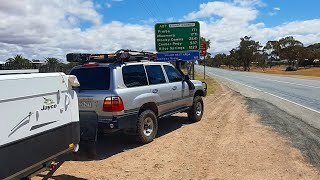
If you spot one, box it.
[152,0,163,19]
[166,3,174,19]
[139,0,157,20]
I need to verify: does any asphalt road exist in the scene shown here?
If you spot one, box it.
[197,66,320,112]
[196,66,320,167]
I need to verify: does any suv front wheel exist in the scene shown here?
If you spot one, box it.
[188,96,204,122]
[136,110,158,144]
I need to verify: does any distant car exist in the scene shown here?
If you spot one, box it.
[68,50,207,144]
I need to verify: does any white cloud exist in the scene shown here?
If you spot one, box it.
[187,1,320,55]
[184,1,258,24]
[106,3,112,8]
[269,7,280,16]
[0,0,320,61]
[0,0,152,60]
[273,7,280,11]
[233,0,266,7]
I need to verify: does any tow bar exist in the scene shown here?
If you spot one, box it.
[41,161,63,180]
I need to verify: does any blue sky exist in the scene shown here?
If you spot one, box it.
[94,0,320,27]
[1,0,320,60]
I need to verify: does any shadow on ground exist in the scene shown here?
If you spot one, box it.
[61,115,191,162]
[38,174,86,180]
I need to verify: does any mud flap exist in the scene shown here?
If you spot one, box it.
[79,113,98,158]
[79,112,98,142]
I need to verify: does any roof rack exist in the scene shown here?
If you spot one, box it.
[66,49,156,64]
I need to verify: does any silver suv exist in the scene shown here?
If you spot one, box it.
[69,51,207,144]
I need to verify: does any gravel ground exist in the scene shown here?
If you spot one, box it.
[246,98,320,167]
[35,83,320,180]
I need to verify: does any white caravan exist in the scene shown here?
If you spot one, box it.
[0,73,80,179]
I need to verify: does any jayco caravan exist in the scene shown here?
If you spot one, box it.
[0,73,80,179]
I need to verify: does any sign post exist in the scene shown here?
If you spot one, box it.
[155,21,200,79]
[200,42,207,79]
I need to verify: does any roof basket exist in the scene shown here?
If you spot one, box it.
[66,49,156,64]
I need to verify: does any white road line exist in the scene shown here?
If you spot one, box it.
[242,74,320,89]
[198,66,320,89]
[208,72,320,114]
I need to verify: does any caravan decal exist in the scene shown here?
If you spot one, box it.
[41,97,57,111]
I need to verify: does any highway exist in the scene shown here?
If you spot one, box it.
[196,66,320,112]
[196,66,320,165]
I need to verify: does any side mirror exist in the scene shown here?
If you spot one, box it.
[184,75,190,81]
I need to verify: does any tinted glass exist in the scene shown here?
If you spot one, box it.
[70,67,110,90]
[164,65,183,82]
[145,65,166,85]
[122,65,148,87]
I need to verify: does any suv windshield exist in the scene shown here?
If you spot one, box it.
[70,67,110,90]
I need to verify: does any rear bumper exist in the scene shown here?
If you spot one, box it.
[98,113,138,130]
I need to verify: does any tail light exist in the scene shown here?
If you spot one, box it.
[103,96,124,112]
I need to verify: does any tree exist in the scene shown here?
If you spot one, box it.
[238,36,261,71]
[200,37,211,49]
[254,51,268,71]
[6,54,31,65]
[305,43,320,61]
[263,40,281,68]
[45,57,61,65]
[212,53,226,67]
[278,36,304,69]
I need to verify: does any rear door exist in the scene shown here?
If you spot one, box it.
[145,65,172,115]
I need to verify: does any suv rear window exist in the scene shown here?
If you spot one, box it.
[122,65,148,87]
[70,67,110,90]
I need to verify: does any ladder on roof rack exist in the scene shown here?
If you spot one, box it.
[66,49,156,64]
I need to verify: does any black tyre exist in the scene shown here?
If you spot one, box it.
[187,96,204,122]
[136,110,158,144]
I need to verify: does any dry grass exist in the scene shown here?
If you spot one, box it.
[180,67,216,95]
[250,66,320,77]
[194,73,216,95]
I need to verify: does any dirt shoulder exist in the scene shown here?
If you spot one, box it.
[37,83,320,180]
[219,66,320,80]
[249,67,320,79]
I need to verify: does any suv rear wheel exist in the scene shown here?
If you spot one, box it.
[188,96,204,122]
[136,110,158,144]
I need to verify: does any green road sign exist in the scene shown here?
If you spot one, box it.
[155,21,200,52]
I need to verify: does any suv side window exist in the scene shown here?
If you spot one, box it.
[164,65,183,82]
[145,65,166,85]
[122,65,148,87]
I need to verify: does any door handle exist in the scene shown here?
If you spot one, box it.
[172,86,177,90]
[152,89,158,93]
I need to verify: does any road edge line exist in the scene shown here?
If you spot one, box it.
[209,72,320,115]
